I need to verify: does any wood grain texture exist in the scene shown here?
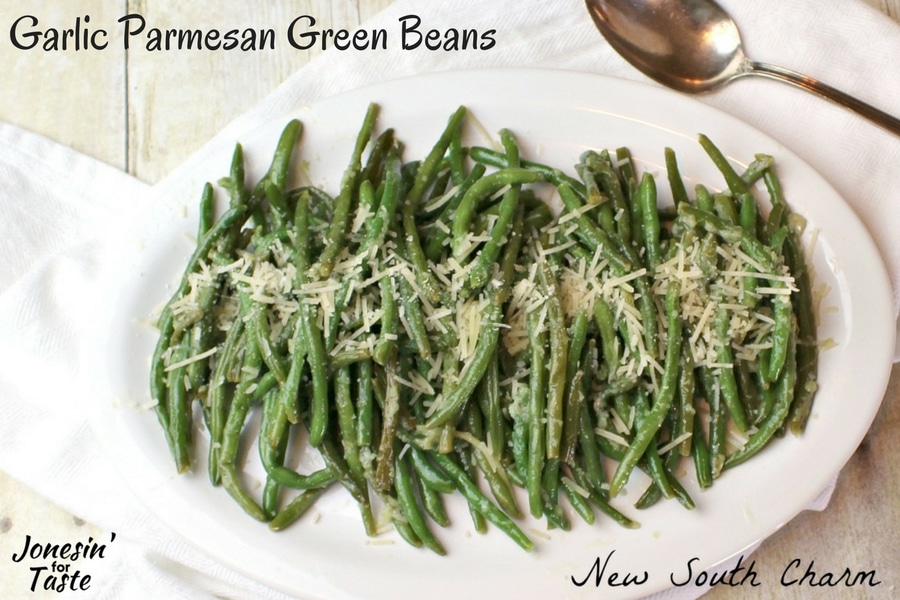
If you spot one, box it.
[0,2,897,599]
[123,0,391,181]
[0,2,128,168]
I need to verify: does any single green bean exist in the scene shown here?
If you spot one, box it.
[698,134,751,197]
[526,308,548,518]
[268,486,332,532]
[638,171,661,270]
[665,147,691,207]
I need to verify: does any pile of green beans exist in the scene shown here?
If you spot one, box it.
[149,103,818,553]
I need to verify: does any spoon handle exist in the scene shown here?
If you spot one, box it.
[748,61,900,136]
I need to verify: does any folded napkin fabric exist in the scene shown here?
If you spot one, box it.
[1,0,897,599]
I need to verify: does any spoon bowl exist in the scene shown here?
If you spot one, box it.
[585,0,900,135]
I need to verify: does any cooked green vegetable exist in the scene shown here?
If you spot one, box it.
[149,104,818,554]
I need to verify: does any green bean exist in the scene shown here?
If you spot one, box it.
[217,143,246,208]
[359,127,395,187]
[636,468,696,511]
[454,444,488,534]
[218,312,268,521]
[667,472,696,510]
[165,334,192,473]
[361,150,402,267]
[678,203,780,274]
[249,300,287,385]
[356,359,375,448]
[195,182,216,239]
[587,488,641,529]
[699,365,728,478]
[675,351,696,459]
[698,133,751,197]
[218,464,267,522]
[395,452,446,555]
[410,446,455,494]
[398,276,432,360]
[538,263,568,461]
[762,279,792,375]
[691,409,713,489]
[557,182,632,274]
[577,387,606,495]
[279,310,308,425]
[149,108,821,555]
[315,434,376,540]
[374,351,401,494]
[609,282,682,497]
[560,310,589,464]
[268,486,332,532]
[560,475,596,525]
[419,480,450,528]
[576,159,606,207]
[334,365,375,533]
[741,153,775,186]
[786,263,818,433]
[525,308,548,518]
[425,162,487,261]
[469,145,582,190]
[713,300,750,432]
[262,180,291,233]
[149,315,177,466]
[424,299,501,429]
[431,452,533,551]
[510,387,530,484]
[665,147,691,207]
[314,103,378,278]
[728,322,799,468]
[282,187,313,398]
[259,119,302,195]
[451,168,540,263]
[464,404,521,519]
[634,389,674,499]
[542,485,570,531]
[735,357,760,425]
[635,481,663,510]
[400,107,467,304]
[259,388,289,519]
[638,171,662,270]
[290,191,330,444]
[207,317,246,484]
[713,192,739,225]
[468,133,524,290]
[738,192,761,306]
[593,296,620,383]
[391,514,423,549]
[584,150,632,246]
[373,275,399,366]
[258,386,335,500]
[477,352,504,462]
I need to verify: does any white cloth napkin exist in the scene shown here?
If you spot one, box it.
[0,0,897,599]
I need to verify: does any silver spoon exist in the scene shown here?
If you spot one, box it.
[585,0,900,136]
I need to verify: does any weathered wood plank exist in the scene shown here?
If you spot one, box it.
[123,1,395,181]
[0,2,128,169]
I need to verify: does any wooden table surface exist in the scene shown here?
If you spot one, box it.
[1,1,897,599]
